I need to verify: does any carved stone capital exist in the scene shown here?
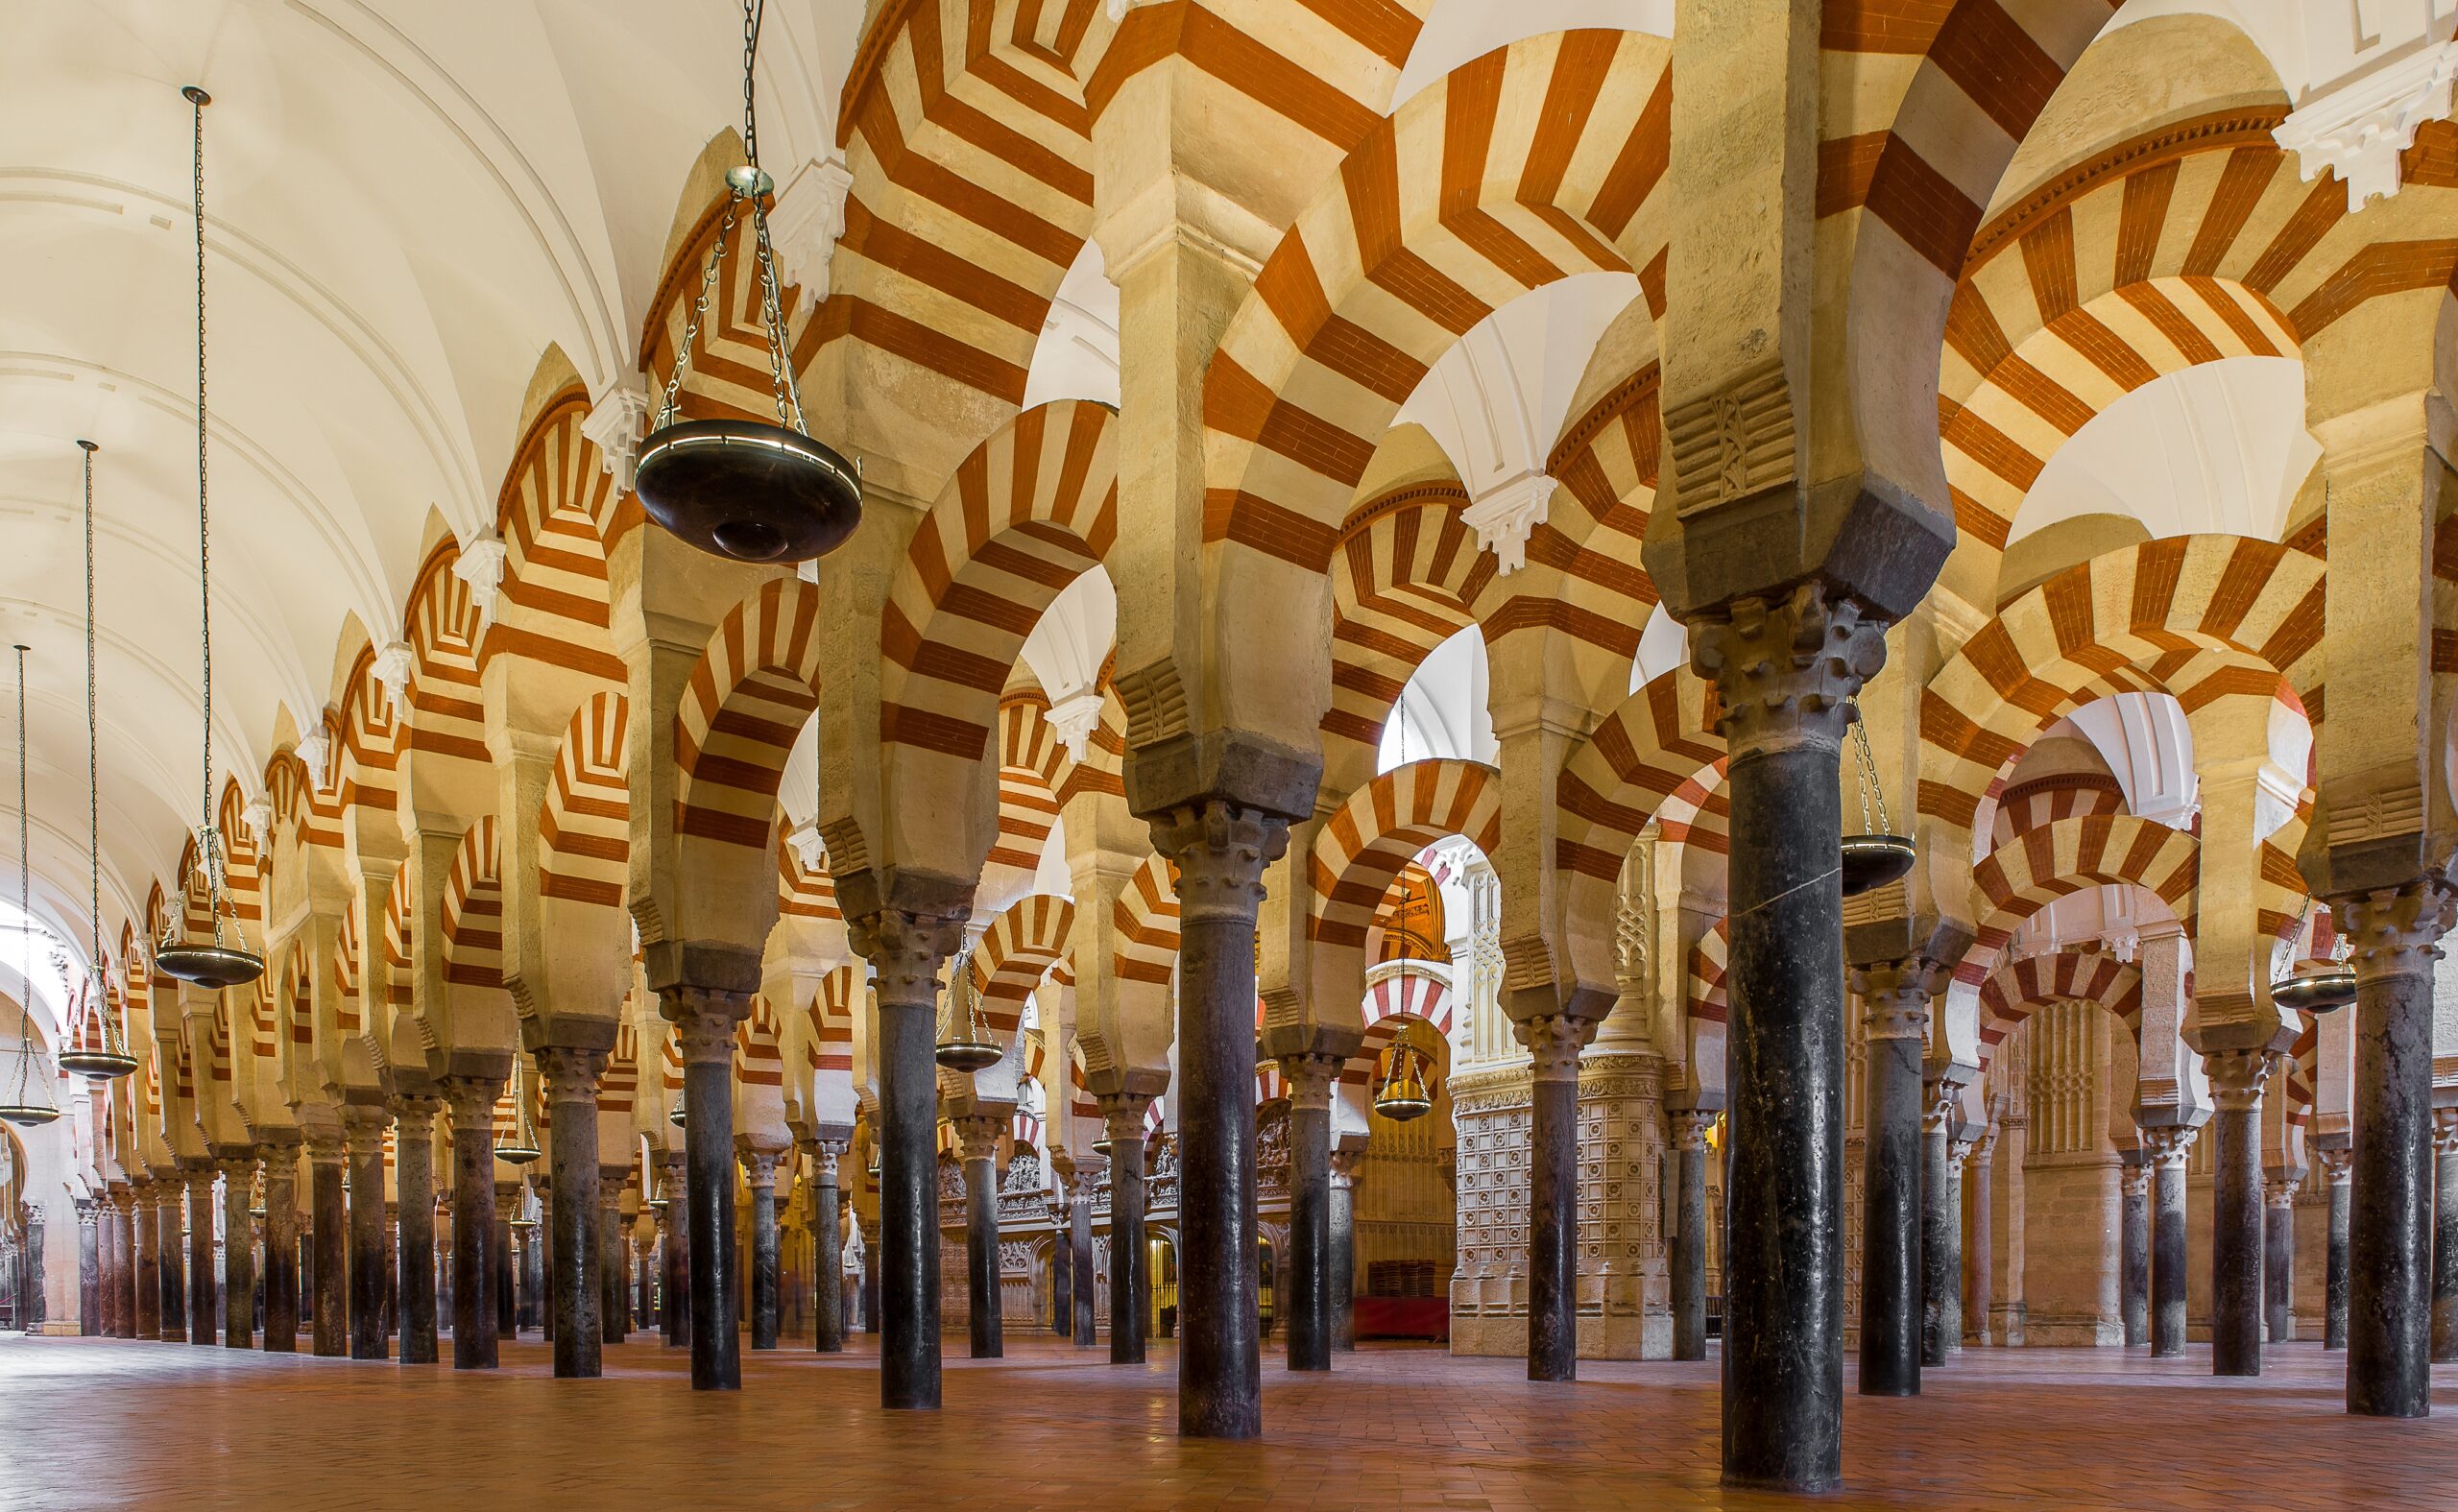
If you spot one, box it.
[951,1114,1005,1164]
[1688,580,1888,757]
[2334,876,2456,984]
[1276,1051,1343,1113]
[2263,1176,2301,1210]
[214,1153,258,1186]
[739,1151,782,1191]
[1098,1093,1153,1148]
[1851,955,1948,1041]
[663,986,753,1065]
[1673,1110,1717,1154]
[2204,1048,2274,1114]
[2140,1125,2199,1169]
[304,1133,349,1167]
[533,1044,610,1104]
[2119,1162,2154,1199]
[805,1138,848,1183]
[2319,1146,2354,1185]
[390,1094,443,1143]
[849,909,964,1006]
[1518,1014,1597,1085]
[439,1075,504,1132]
[1147,800,1288,925]
[1328,1146,1364,1186]
[2434,1108,2458,1158]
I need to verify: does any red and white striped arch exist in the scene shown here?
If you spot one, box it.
[1321,485,1490,799]
[1309,760,1501,951]
[1976,948,2144,1072]
[400,540,490,775]
[486,383,633,681]
[443,818,506,1005]
[602,1022,640,1118]
[971,892,1073,1047]
[806,965,858,1078]
[1553,665,1725,999]
[1918,537,2324,842]
[538,692,631,1014]
[879,401,1118,880]
[1338,967,1456,1088]
[1112,852,1179,992]
[335,642,401,828]
[640,196,824,433]
[1686,920,1727,1027]
[1964,815,2200,987]
[333,902,363,1038]
[777,834,839,924]
[736,996,785,1090]
[1990,770,2125,849]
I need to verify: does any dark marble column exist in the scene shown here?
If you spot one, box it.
[217,1155,256,1349]
[2338,881,2448,1417]
[2266,1174,2299,1344]
[1851,963,1933,1394]
[2206,1050,2272,1377]
[306,1137,347,1356]
[1153,802,1283,1440]
[2323,1147,2352,1351]
[1276,1052,1339,1373]
[2120,1161,2151,1348]
[1328,1147,1359,1353]
[103,1193,128,1337]
[1048,1190,1072,1340]
[1672,1111,1711,1360]
[518,1204,544,1341]
[392,1098,441,1364]
[115,1191,140,1338]
[636,1236,654,1330]
[77,1201,99,1336]
[1525,1016,1592,1382]
[663,989,750,1392]
[2144,1125,2195,1358]
[157,1186,185,1341]
[851,910,961,1410]
[1070,1171,1098,1348]
[658,1152,689,1348]
[537,1047,607,1379]
[599,1168,629,1347]
[2435,1112,2458,1363]
[743,1150,782,1353]
[1920,1108,1964,1368]
[952,1120,1001,1359]
[1100,1096,1151,1365]
[261,1155,300,1352]
[809,1140,846,1353]
[434,1197,453,1334]
[184,1166,216,1345]
[133,1186,160,1340]
[1693,588,1881,1495]
[494,1189,517,1340]
[438,1081,499,1368]
[860,1217,881,1335]
[346,1110,392,1360]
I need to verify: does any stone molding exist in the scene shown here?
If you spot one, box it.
[2275,40,2458,209]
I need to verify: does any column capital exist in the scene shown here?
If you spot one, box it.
[802,1137,848,1182]
[848,908,963,1003]
[1327,1146,1364,1187]
[438,1075,502,1129]
[2263,1175,2301,1210]
[1098,1092,1153,1147]
[1673,1110,1718,1153]
[660,987,753,1064]
[738,1150,782,1191]
[2433,1107,2458,1156]
[2204,1048,2274,1113]
[533,1044,610,1102]
[185,1166,218,1198]
[1275,1051,1344,1113]
[2119,1162,2154,1199]
[1519,1014,1597,1085]
[1147,799,1288,924]
[2140,1124,2199,1168]
[390,1094,444,1140]
[2332,876,2456,983]
[2319,1146,2355,1185]
[1688,579,1889,757]
[1851,955,1949,1040]
[950,1114,1005,1164]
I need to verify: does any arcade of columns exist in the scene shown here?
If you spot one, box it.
[17,3,2458,1496]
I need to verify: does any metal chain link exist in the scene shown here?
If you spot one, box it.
[1847,701,1892,835]
[190,91,231,949]
[81,444,113,1052]
[11,644,37,1106]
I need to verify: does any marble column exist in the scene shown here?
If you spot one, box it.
[184,1165,215,1345]
[860,1216,882,1336]
[636,1235,655,1330]
[494,1187,517,1340]
[392,1098,441,1364]
[2206,1049,2272,1377]
[133,1186,160,1340]
[1070,1169,1099,1348]
[1851,961,1933,1395]
[664,989,749,1392]
[657,1152,689,1348]
[951,1119,1001,1359]
[112,1191,138,1337]
[1671,1111,1713,1361]
[2322,1146,2353,1351]
[743,1149,782,1353]
[599,1168,629,1347]
[809,1140,846,1353]
[1101,1096,1152,1365]
[1276,1052,1340,1372]
[260,1153,300,1352]
[2119,1161,2151,1348]
[1693,586,1882,1495]
[346,1109,392,1361]
[1153,802,1282,1440]
[537,1046,607,1379]
[1328,1145,1360,1353]
[439,1080,500,1369]
[217,1154,256,1349]
[1921,1107,1966,1368]
[2143,1125,2197,1358]
[2338,880,2450,1417]
[1964,1131,1995,1348]
[2434,1111,2458,1363]
[1524,1014,1593,1383]
[852,910,960,1410]
[306,1136,347,1356]
[76,1200,99,1335]
[2266,1174,2299,1344]
[1049,1191,1073,1339]
[157,1185,184,1341]
[433,1195,453,1334]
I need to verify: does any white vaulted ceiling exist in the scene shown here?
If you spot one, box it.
[0,0,856,947]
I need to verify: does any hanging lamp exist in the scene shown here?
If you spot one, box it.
[152,85,262,992]
[933,942,1000,1072]
[1840,701,1916,899]
[1,646,61,1129]
[668,1089,688,1128]
[2271,898,2355,1015]
[1373,1023,1434,1123]
[494,1056,542,1164]
[57,443,137,1081]
[632,0,862,564]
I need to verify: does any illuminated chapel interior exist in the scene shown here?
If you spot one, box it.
[7,1,2458,1504]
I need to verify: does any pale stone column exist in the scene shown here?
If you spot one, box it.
[1576,1041,1667,1360]
[599,1166,630,1347]
[110,1189,137,1338]
[393,1097,442,1364]
[2321,1146,2354,1350]
[1962,1130,1995,1349]
[740,1149,783,1354]
[2142,1125,2199,1358]
[1327,1145,1361,1354]
[76,1199,98,1336]
[2205,1049,2274,1377]
[1850,959,1937,1395]
[2265,1174,2300,1344]
[2119,1160,2151,1348]
[1919,1092,1961,1369]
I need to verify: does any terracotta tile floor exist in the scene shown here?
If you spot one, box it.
[2,1332,2452,1510]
